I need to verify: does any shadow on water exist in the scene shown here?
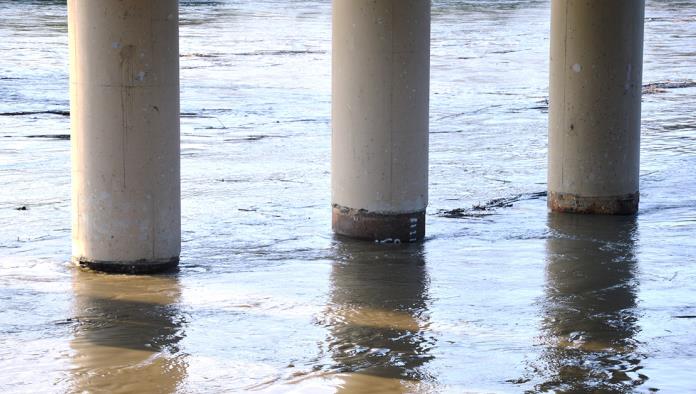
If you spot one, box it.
[534,214,646,393]
[321,239,436,392]
[69,270,187,394]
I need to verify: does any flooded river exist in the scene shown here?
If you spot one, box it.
[1,0,695,392]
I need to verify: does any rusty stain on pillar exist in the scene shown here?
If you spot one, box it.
[332,0,431,242]
[548,0,645,215]
[69,0,180,273]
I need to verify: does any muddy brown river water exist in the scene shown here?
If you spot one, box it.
[1,0,695,392]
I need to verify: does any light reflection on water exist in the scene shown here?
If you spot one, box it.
[536,214,643,392]
[70,271,187,394]
[0,0,695,393]
[325,241,433,383]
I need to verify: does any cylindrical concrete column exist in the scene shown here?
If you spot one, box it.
[332,0,430,242]
[69,0,180,273]
[548,0,644,214]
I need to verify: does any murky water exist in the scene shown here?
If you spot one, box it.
[1,0,696,392]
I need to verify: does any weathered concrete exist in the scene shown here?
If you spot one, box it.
[69,0,180,273]
[331,0,430,241]
[548,0,645,215]
[332,205,425,243]
[548,191,639,215]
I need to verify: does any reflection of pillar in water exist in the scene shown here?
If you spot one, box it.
[537,214,644,392]
[70,270,186,393]
[325,241,433,391]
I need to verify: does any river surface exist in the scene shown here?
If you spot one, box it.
[1,1,695,393]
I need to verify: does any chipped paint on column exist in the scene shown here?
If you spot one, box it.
[69,0,180,273]
[548,0,644,215]
[332,0,430,241]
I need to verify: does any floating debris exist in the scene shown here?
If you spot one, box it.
[506,378,531,384]
[0,110,69,116]
[181,50,326,58]
[180,52,221,58]
[643,80,696,94]
[25,134,70,140]
[438,191,547,218]
[233,49,326,56]
[225,135,270,142]
[528,80,695,112]
[216,178,247,183]
[53,317,77,326]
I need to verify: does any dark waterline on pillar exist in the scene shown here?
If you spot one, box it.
[548,191,639,215]
[332,205,426,243]
[74,257,180,275]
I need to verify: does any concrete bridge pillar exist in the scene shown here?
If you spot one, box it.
[548,0,645,215]
[332,0,431,242]
[68,0,180,273]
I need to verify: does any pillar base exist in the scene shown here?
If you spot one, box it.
[548,192,639,215]
[332,205,425,243]
[74,257,179,275]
